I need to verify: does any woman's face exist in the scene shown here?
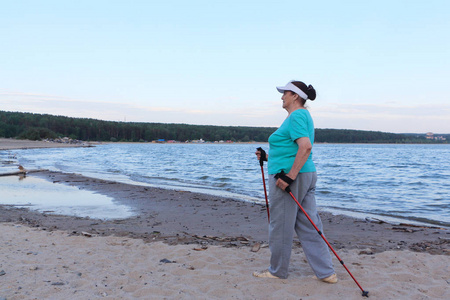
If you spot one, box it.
[281,91,297,110]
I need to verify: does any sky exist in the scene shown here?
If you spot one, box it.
[1,0,449,133]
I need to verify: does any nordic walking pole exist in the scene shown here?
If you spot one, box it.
[276,172,369,297]
[256,147,270,222]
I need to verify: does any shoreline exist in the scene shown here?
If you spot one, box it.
[3,141,448,229]
[0,138,96,150]
[3,137,448,151]
[1,170,448,255]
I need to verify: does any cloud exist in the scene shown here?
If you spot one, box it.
[311,103,450,133]
[0,91,232,123]
[0,91,68,100]
[1,91,449,133]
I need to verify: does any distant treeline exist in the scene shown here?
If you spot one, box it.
[0,111,447,144]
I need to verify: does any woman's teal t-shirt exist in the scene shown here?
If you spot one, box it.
[268,109,316,175]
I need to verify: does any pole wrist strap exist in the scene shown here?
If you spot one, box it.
[275,171,294,185]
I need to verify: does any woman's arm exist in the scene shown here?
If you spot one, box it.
[276,137,312,190]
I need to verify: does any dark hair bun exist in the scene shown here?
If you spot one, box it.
[291,81,317,101]
[306,84,316,101]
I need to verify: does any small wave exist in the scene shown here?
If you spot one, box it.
[214,177,232,182]
[425,203,450,209]
[407,181,426,186]
[323,164,341,168]
[317,190,332,194]
[214,183,230,188]
[387,165,409,168]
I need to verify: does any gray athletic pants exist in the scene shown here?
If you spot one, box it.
[267,172,335,279]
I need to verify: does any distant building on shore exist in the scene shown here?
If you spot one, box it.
[425,132,446,141]
[191,139,205,143]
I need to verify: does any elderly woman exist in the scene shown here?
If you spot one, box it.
[254,80,336,283]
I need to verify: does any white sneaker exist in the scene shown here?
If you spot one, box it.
[252,270,280,279]
[314,273,338,284]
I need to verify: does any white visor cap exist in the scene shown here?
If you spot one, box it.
[276,81,308,100]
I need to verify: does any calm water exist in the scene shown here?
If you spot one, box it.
[2,143,449,227]
[0,176,134,219]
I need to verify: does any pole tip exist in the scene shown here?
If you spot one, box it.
[362,291,369,297]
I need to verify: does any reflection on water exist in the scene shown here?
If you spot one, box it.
[0,176,134,219]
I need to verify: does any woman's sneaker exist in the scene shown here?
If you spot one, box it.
[252,270,280,279]
[317,273,338,284]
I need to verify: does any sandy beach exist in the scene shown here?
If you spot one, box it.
[1,223,448,300]
[1,139,449,299]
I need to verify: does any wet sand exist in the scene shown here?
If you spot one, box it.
[1,170,449,255]
[1,139,449,299]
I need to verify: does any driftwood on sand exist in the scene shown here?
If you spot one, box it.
[0,166,48,177]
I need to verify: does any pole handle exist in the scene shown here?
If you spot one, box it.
[274,170,294,192]
[256,147,267,166]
